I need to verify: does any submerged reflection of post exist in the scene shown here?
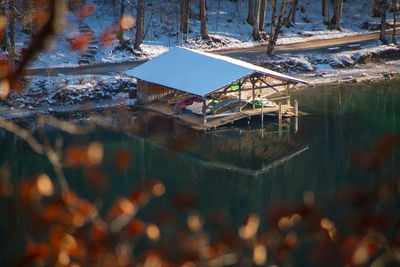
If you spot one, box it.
[295,100,298,134]
[278,102,282,136]
[261,97,264,138]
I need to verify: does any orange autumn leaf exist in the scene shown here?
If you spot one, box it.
[100,27,117,48]
[77,3,95,18]
[32,9,50,27]
[65,146,88,166]
[90,219,108,242]
[109,197,137,218]
[147,179,165,197]
[25,241,50,261]
[43,202,61,221]
[113,149,133,171]
[69,34,91,51]
[120,15,135,30]
[129,190,151,206]
[127,219,146,236]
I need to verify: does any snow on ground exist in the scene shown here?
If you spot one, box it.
[0,75,136,110]
[24,0,391,68]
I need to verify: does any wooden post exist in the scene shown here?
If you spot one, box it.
[286,84,290,105]
[174,91,178,114]
[252,85,255,110]
[239,82,242,112]
[278,102,282,136]
[261,101,264,128]
[202,99,207,124]
[261,101,264,138]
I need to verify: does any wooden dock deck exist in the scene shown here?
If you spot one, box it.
[143,102,296,130]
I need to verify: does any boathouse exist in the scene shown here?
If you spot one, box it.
[126,47,308,130]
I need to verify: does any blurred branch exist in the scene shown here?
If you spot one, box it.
[38,115,93,135]
[0,115,69,194]
[0,116,44,154]
[8,0,59,82]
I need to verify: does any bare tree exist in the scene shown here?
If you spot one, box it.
[180,0,191,42]
[117,0,126,45]
[322,0,329,25]
[267,0,288,56]
[0,0,6,50]
[259,0,268,32]
[380,0,388,43]
[134,0,144,50]
[7,0,15,71]
[284,0,299,27]
[247,0,254,25]
[331,0,343,30]
[392,0,397,44]
[372,0,381,16]
[252,0,262,40]
[200,0,210,40]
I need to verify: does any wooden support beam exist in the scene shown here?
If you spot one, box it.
[202,99,207,124]
[251,77,255,110]
[238,81,242,112]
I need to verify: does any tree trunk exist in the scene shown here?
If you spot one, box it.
[331,0,343,30]
[380,0,388,43]
[284,0,298,27]
[322,0,329,25]
[134,0,144,50]
[8,0,15,71]
[372,0,381,17]
[272,0,288,45]
[180,0,190,41]
[185,0,191,40]
[392,0,397,44]
[290,0,298,23]
[267,0,277,56]
[0,0,6,50]
[22,0,32,34]
[259,0,267,32]
[252,0,261,40]
[247,0,254,25]
[267,0,288,55]
[117,0,126,45]
[200,0,210,40]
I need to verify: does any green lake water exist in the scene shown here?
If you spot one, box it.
[1,78,400,264]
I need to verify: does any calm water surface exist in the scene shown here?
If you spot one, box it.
[0,78,399,263]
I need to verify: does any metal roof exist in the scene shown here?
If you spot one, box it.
[126,47,308,97]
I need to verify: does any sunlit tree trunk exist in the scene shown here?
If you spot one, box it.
[134,0,144,50]
[380,0,388,43]
[267,0,288,56]
[331,0,343,30]
[259,0,267,32]
[322,0,330,25]
[252,0,261,40]
[247,0,254,25]
[200,0,210,40]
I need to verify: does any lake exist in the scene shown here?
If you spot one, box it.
[0,77,399,265]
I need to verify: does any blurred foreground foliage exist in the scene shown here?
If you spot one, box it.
[0,117,399,267]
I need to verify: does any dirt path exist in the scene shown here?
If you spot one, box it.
[25,29,400,77]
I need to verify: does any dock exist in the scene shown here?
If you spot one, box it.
[143,102,297,130]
